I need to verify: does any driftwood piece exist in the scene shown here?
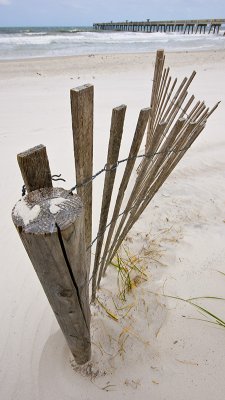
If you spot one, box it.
[71,84,94,271]
[12,188,91,365]
[17,144,52,193]
[91,104,126,301]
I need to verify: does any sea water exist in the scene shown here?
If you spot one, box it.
[0,26,225,60]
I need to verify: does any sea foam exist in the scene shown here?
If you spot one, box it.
[0,27,224,60]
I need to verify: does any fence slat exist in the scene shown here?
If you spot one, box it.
[162,71,196,125]
[111,107,215,259]
[152,68,171,129]
[207,101,220,118]
[146,49,165,150]
[98,107,150,284]
[107,121,203,262]
[104,120,166,272]
[17,144,52,192]
[71,84,94,272]
[134,119,188,208]
[179,94,195,119]
[101,67,200,273]
[91,104,126,301]
[105,121,170,263]
[126,122,204,227]
[150,77,177,137]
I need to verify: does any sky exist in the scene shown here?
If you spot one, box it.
[0,0,225,27]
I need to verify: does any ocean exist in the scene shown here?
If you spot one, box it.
[0,26,225,60]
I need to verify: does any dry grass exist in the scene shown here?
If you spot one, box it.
[110,247,148,302]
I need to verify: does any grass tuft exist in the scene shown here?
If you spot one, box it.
[110,246,148,302]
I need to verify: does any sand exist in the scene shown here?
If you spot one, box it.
[0,50,225,399]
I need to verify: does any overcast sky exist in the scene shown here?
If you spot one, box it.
[0,0,224,27]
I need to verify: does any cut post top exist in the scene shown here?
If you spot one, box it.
[70,83,93,93]
[12,187,83,234]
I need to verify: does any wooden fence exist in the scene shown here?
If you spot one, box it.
[12,50,219,364]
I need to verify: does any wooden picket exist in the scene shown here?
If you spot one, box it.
[93,50,219,291]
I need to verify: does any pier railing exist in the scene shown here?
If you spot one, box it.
[93,18,225,34]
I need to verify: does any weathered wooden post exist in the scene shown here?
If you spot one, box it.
[12,145,91,365]
[70,84,94,273]
[17,144,53,192]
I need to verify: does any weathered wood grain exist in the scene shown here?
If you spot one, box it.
[207,101,220,118]
[108,121,204,262]
[162,71,196,124]
[106,70,197,266]
[146,49,165,150]
[17,144,52,193]
[179,94,195,119]
[107,118,186,261]
[104,121,166,270]
[91,104,126,301]
[12,187,91,365]
[71,84,94,272]
[153,68,171,130]
[98,107,150,282]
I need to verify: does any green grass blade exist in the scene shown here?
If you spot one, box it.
[188,296,225,301]
[188,301,225,327]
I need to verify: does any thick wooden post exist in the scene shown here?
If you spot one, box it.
[70,84,94,272]
[13,145,91,365]
[12,188,91,365]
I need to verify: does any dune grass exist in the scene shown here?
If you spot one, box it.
[164,294,225,328]
[110,247,148,302]
[150,271,225,329]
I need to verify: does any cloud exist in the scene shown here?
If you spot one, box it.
[0,0,11,5]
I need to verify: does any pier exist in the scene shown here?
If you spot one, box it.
[93,19,225,34]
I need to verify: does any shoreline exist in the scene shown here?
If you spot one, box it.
[1,47,225,64]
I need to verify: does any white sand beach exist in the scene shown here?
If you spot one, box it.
[0,50,225,399]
